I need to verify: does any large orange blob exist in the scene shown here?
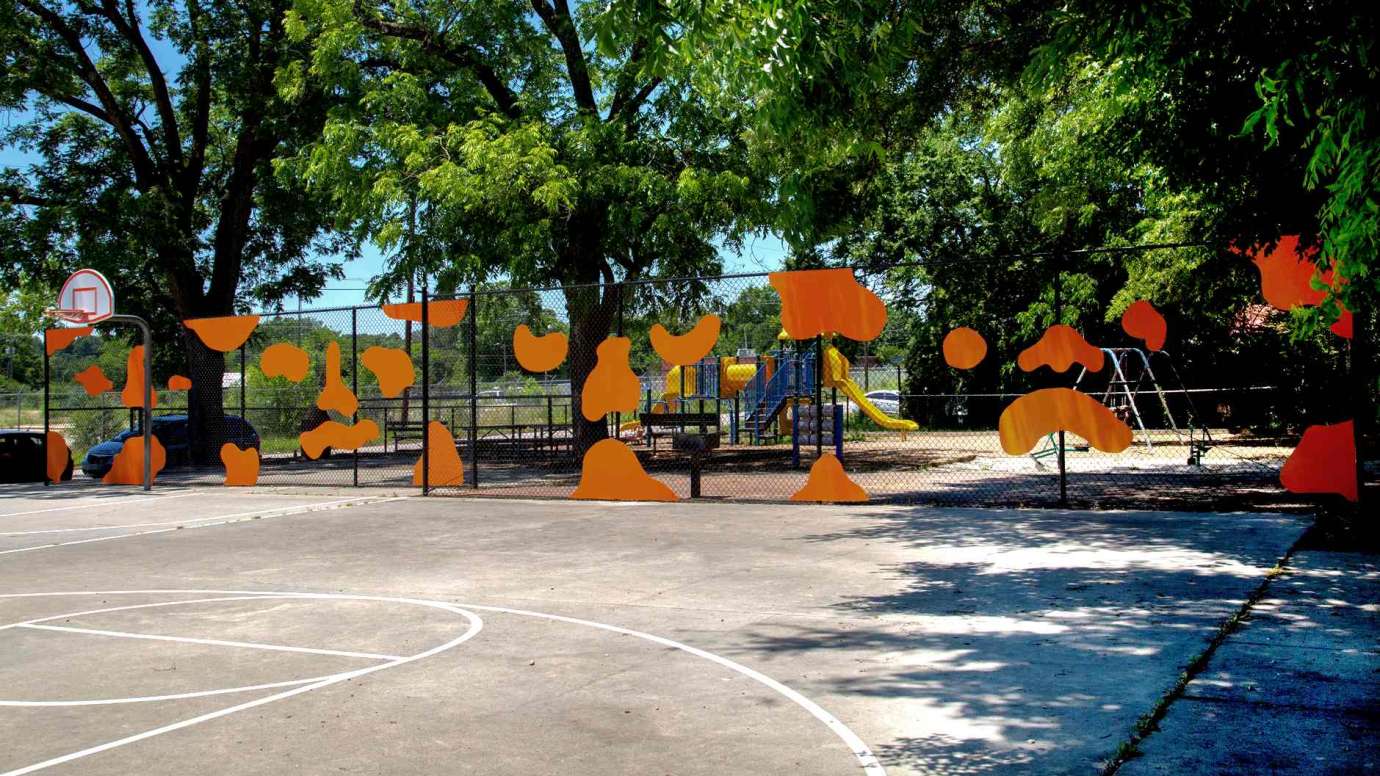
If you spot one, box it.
[381,299,469,328]
[167,375,192,391]
[998,388,1133,455]
[412,421,465,487]
[261,342,310,382]
[299,419,379,460]
[790,453,868,503]
[45,326,92,356]
[361,346,415,398]
[1247,235,1353,339]
[315,341,357,416]
[1017,325,1104,373]
[942,327,988,369]
[513,325,568,372]
[1280,421,1357,502]
[1121,300,1167,351]
[74,364,113,396]
[46,431,70,484]
[102,434,167,485]
[581,337,640,421]
[120,346,158,409]
[770,269,887,342]
[650,315,722,366]
[220,443,260,487]
[184,315,260,352]
[572,438,678,501]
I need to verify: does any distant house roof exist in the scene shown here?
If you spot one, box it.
[222,372,242,388]
[1231,303,1278,335]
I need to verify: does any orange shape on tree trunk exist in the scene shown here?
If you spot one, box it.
[998,388,1133,455]
[184,315,260,352]
[167,375,192,391]
[46,431,70,484]
[361,346,415,398]
[412,421,465,487]
[790,454,869,503]
[581,337,640,421]
[45,327,93,356]
[220,443,260,487]
[120,346,158,409]
[650,315,722,366]
[572,439,678,501]
[769,269,887,342]
[1280,421,1357,502]
[1246,235,1353,340]
[381,299,469,328]
[74,364,114,396]
[102,434,167,485]
[1121,300,1167,351]
[261,342,310,382]
[513,325,569,372]
[315,341,357,416]
[942,327,988,369]
[1017,325,1104,373]
[299,419,379,460]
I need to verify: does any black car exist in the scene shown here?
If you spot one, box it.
[0,429,73,483]
[81,414,259,479]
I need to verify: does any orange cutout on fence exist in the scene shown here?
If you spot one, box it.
[581,337,640,421]
[1246,235,1353,340]
[1121,301,1167,351]
[650,315,722,366]
[261,342,310,382]
[220,443,260,487]
[74,364,113,396]
[1017,325,1104,373]
[790,453,868,503]
[102,434,166,485]
[513,325,568,372]
[315,341,357,416]
[572,439,678,501]
[184,315,260,352]
[1280,420,1357,502]
[770,269,887,342]
[45,326,92,356]
[120,346,158,409]
[381,299,469,328]
[167,375,192,391]
[299,419,379,460]
[942,327,988,369]
[412,421,465,487]
[361,346,415,398]
[46,431,70,484]
[998,388,1133,455]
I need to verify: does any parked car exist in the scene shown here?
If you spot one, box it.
[0,429,72,483]
[81,414,259,479]
[862,390,902,416]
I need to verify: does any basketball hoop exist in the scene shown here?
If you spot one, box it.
[52,268,115,325]
[44,307,101,325]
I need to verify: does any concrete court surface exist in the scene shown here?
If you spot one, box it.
[0,483,1308,775]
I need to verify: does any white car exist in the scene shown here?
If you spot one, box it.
[862,390,901,416]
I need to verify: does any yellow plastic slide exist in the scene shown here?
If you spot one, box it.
[822,346,919,432]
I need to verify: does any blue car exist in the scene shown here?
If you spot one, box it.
[81,414,259,479]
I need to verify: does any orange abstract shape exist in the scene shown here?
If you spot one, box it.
[299,419,379,460]
[183,315,260,352]
[1121,301,1167,351]
[513,325,569,372]
[769,269,887,342]
[571,438,678,501]
[102,434,166,485]
[46,431,70,484]
[581,336,640,422]
[315,341,357,416]
[74,364,114,396]
[361,346,415,398]
[1331,309,1353,339]
[790,453,868,503]
[412,421,464,487]
[261,342,310,382]
[220,443,260,487]
[998,388,1133,455]
[1247,235,1353,339]
[1017,325,1104,373]
[942,327,988,369]
[1280,421,1357,502]
[45,326,92,356]
[167,375,192,391]
[650,315,722,366]
[120,346,158,409]
[381,299,469,328]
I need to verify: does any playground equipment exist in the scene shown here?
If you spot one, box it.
[820,346,919,432]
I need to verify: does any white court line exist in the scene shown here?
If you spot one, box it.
[0,492,198,518]
[0,497,382,535]
[17,623,403,661]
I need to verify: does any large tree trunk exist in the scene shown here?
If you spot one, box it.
[182,330,228,465]
[564,282,616,456]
